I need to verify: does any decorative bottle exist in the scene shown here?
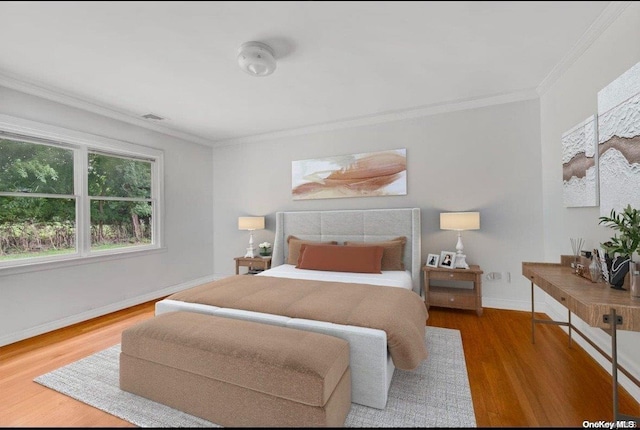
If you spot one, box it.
[589,253,600,283]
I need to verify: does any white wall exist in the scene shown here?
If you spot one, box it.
[539,3,640,402]
[212,99,544,310]
[0,86,214,346]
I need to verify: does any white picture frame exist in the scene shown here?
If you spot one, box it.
[426,253,439,268]
[439,251,456,269]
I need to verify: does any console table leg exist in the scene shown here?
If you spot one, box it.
[608,308,640,425]
[531,281,536,344]
[611,308,620,422]
[568,310,572,348]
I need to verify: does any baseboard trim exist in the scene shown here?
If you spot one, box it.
[0,274,217,347]
[482,297,544,312]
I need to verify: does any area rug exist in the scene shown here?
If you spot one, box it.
[34,326,476,427]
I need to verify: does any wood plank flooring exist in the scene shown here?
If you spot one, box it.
[1,301,638,427]
[427,307,640,427]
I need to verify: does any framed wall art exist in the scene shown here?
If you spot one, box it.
[597,61,640,216]
[562,115,598,207]
[291,148,407,200]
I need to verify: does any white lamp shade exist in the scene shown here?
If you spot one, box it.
[440,212,480,231]
[238,216,265,231]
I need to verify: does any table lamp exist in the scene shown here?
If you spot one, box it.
[238,216,265,258]
[440,211,480,269]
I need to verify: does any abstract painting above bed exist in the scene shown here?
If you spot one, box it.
[291,149,407,200]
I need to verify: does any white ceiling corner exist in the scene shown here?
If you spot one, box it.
[536,1,633,96]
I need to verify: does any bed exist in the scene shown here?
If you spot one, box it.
[155,207,425,409]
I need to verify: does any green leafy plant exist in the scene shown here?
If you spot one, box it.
[598,204,640,259]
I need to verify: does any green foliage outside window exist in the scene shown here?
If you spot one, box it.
[0,138,154,260]
[0,139,74,195]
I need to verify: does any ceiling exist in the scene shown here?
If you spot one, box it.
[0,1,615,146]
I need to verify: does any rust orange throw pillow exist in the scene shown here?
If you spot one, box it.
[344,236,406,271]
[287,235,338,265]
[296,243,384,273]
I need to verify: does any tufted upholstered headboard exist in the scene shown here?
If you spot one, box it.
[271,208,422,295]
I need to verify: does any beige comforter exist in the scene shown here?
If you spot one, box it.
[167,274,428,370]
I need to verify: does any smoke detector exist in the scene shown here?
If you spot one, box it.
[237,41,276,77]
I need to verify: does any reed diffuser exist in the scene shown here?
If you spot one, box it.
[570,237,584,274]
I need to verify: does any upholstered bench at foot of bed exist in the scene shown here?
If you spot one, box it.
[119,311,352,427]
[155,299,394,409]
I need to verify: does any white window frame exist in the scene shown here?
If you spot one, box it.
[0,114,164,276]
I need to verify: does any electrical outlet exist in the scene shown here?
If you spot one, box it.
[486,272,502,281]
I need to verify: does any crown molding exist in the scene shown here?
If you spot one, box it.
[536,1,633,96]
[0,72,538,150]
[0,71,214,147]
[212,88,539,147]
[1,3,628,150]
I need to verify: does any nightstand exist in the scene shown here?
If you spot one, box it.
[422,265,483,316]
[235,256,271,275]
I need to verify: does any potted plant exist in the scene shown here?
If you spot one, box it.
[259,241,272,257]
[598,204,640,289]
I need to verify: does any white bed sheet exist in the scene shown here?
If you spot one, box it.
[256,263,413,290]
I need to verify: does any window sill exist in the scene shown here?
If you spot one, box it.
[0,246,168,277]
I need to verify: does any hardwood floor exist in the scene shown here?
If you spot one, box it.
[1,302,638,427]
[427,307,640,427]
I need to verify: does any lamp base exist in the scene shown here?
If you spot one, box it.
[244,230,256,258]
[454,253,470,269]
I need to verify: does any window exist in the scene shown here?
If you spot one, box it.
[0,138,76,261]
[88,152,153,251]
[0,115,163,271]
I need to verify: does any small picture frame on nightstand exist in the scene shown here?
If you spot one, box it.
[426,253,439,268]
[439,251,456,268]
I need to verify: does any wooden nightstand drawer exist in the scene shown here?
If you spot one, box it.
[235,257,271,275]
[429,288,477,309]
[429,270,477,282]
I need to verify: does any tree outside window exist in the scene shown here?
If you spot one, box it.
[0,135,158,263]
[88,152,153,250]
[0,138,76,260]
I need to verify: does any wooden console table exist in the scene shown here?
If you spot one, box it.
[522,261,640,423]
